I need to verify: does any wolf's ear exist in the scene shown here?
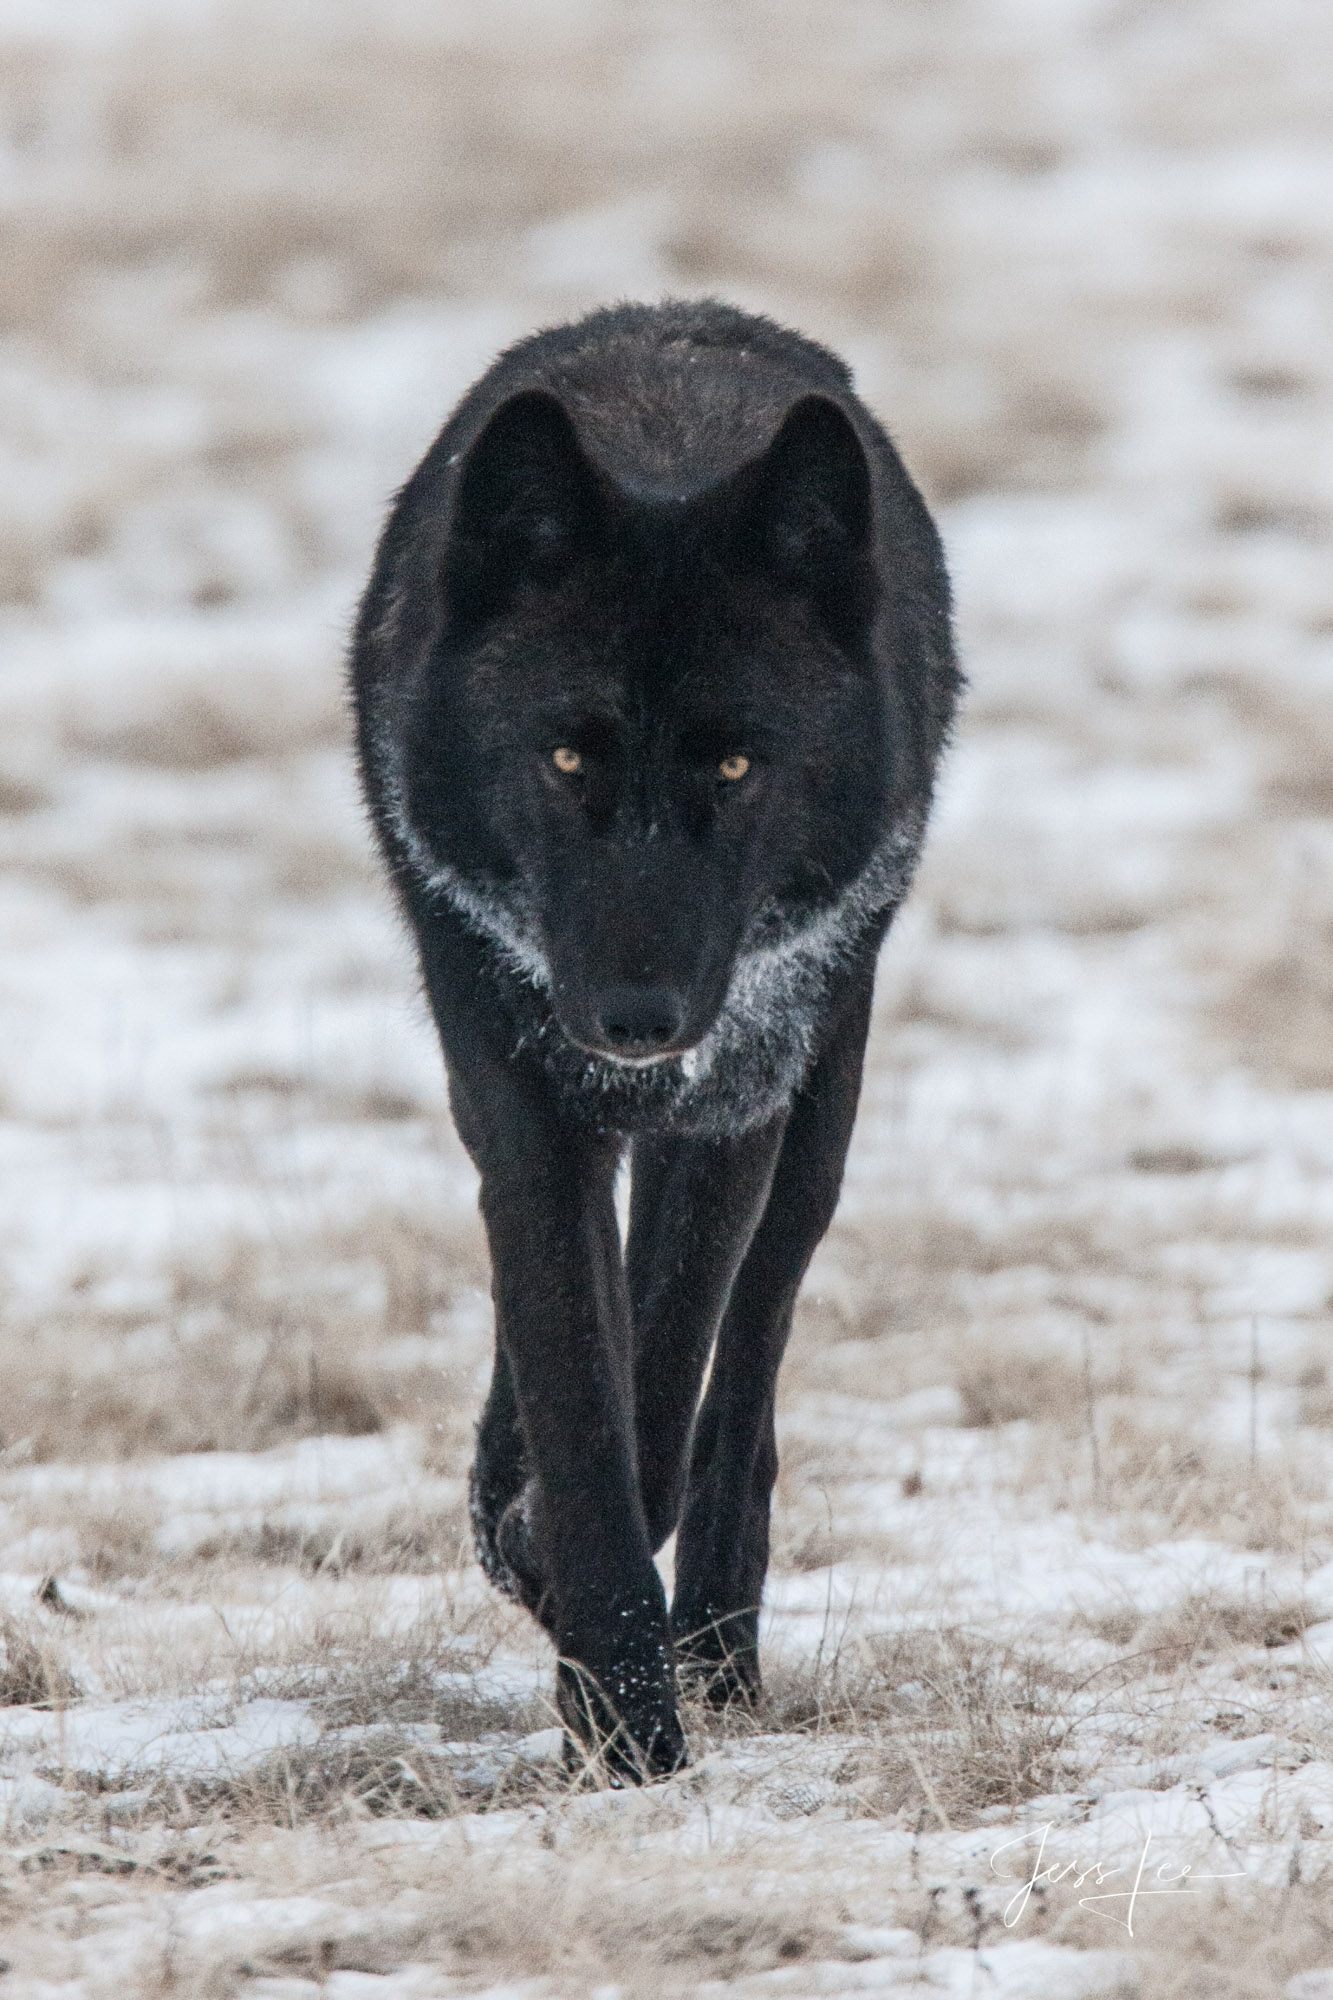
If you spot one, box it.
[732,395,875,644]
[444,390,605,625]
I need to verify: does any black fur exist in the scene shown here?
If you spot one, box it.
[351,300,959,1779]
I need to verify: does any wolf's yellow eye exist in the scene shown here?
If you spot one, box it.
[552,746,582,775]
[719,753,750,782]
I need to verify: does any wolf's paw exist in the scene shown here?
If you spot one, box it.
[556,1655,688,1785]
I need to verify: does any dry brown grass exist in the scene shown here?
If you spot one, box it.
[110,1727,543,1832]
[228,1605,528,1733]
[1186,675,1333,1088]
[64,684,344,774]
[1221,868,1333,1091]
[0,1613,80,1709]
[0,1838,843,1996]
[1298,1363,1333,1427]
[186,1499,471,1577]
[249,1876,834,1991]
[955,1341,1098,1434]
[752,1627,1084,1828]
[0,1209,487,1465]
[1010,1399,1332,1553]
[1082,1590,1314,1666]
[946,1872,1333,1999]
[4,1829,1332,2000]
[3,1483,474,1588]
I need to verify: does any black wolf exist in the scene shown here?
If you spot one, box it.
[351,300,958,1778]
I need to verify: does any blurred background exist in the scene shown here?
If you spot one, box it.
[2,0,1333,1482]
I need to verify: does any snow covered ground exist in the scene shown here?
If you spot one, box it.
[3,1,1333,1992]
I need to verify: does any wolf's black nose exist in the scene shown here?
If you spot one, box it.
[595,986,685,1055]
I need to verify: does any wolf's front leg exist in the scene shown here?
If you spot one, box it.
[627,1121,787,1553]
[449,1058,685,1780]
[672,963,877,1707]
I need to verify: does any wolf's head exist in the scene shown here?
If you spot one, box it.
[382,374,919,1064]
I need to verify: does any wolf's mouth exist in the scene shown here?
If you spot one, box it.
[596,1048,680,1068]
[578,1042,689,1069]
[574,1041,705,1080]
